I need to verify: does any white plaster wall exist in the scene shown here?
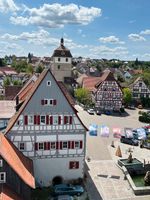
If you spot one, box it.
[33,157,84,186]
[54,57,72,64]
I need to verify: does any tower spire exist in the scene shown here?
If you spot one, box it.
[60,38,64,46]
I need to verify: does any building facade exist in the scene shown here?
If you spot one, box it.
[5,69,87,187]
[83,70,123,111]
[50,38,72,83]
[131,77,150,99]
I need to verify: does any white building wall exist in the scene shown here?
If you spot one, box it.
[33,157,84,186]
[54,57,72,64]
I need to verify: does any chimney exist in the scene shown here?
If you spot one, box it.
[16,95,19,112]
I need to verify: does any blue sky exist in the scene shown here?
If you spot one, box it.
[0,0,150,60]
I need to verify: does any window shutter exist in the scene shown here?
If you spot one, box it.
[41,99,44,105]
[47,142,50,150]
[53,99,57,105]
[69,116,72,124]
[44,142,47,150]
[64,116,67,124]
[58,116,61,125]
[50,116,53,125]
[44,99,48,104]
[68,141,71,149]
[24,115,28,125]
[80,141,83,149]
[34,115,37,125]
[72,141,74,149]
[35,143,38,151]
[37,115,40,125]
[60,141,62,150]
[56,141,59,149]
[46,115,49,125]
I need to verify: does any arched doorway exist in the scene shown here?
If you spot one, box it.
[52,176,63,185]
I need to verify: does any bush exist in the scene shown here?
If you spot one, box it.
[139,115,150,123]
[120,107,125,113]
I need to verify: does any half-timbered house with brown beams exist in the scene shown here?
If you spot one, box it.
[5,69,87,187]
[83,70,123,111]
[0,133,35,200]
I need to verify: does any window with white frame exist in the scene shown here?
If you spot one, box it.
[62,141,68,149]
[49,99,54,105]
[0,159,3,167]
[0,172,6,183]
[19,142,25,151]
[51,142,56,150]
[38,143,44,150]
[53,115,58,125]
[28,115,34,125]
[47,81,51,86]
[75,141,80,149]
[40,115,46,125]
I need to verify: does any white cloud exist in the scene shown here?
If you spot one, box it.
[128,34,146,41]
[90,45,128,57]
[0,0,19,13]
[129,20,136,24]
[140,29,150,35]
[10,3,101,28]
[98,35,125,44]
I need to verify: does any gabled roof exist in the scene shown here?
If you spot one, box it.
[5,69,88,134]
[0,133,35,188]
[52,38,72,58]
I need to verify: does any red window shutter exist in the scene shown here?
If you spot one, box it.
[41,99,44,105]
[47,142,50,150]
[64,116,67,124]
[35,143,38,150]
[34,115,37,125]
[60,141,62,150]
[37,115,40,125]
[69,116,72,124]
[53,99,57,105]
[56,141,59,149]
[72,141,74,149]
[44,142,47,150]
[58,116,61,125]
[76,161,79,169]
[46,115,49,125]
[50,116,53,125]
[68,141,71,149]
[24,115,28,125]
[80,141,83,149]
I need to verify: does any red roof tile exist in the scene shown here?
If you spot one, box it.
[0,134,35,189]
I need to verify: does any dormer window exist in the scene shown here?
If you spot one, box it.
[47,81,51,86]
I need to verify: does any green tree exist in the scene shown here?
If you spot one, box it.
[4,77,11,86]
[36,65,44,73]
[13,80,22,86]
[26,64,34,74]
[75,88,92,106]
[123,88,132,106]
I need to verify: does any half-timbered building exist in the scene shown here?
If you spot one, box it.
[130,77,150,99]
[83,70,123,111]
[0,133,35,200]
[5,69,87,187]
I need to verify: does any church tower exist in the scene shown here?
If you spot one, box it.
[51,38,72,83]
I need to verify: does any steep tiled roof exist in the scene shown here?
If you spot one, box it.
[0,184,22,200]
[52,38,72,58]
[82,70,117,92]
[0,133,35,188]
[0,67,17,75]
[5,69,88,134]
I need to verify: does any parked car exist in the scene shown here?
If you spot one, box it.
[104,110,111,115]
[120,136,139,146]
[53,184,84,196]
[87,108,95,115]
[52,195,74,200]
[96,110,101,115]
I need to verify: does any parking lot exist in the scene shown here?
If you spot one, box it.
[75,105,150,200]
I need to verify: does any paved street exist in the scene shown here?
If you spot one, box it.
[75,105,150,200]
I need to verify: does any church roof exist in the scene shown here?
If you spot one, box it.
[52,38,72,58]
